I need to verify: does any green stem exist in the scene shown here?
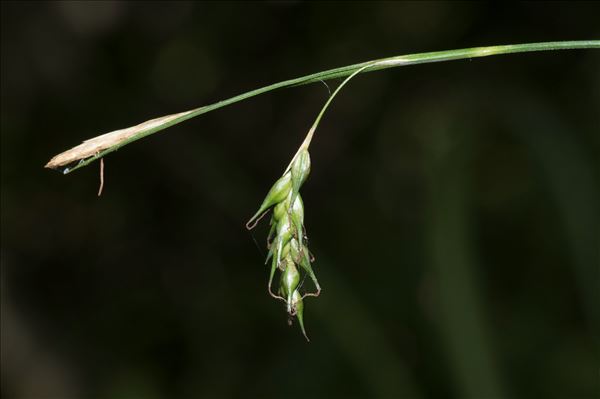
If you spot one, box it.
[284,63,375,174]
[47,40,600,174]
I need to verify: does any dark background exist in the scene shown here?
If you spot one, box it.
[1,2,599,398]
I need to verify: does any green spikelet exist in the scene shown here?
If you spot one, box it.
[246,149,320,340]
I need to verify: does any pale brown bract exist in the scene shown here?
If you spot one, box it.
[44,110,193,169]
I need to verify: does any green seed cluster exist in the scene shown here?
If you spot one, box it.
[246,148,320,341]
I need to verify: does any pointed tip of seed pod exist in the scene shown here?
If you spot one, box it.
[298,314,310,342]
[264,248,273,265]
[290,290,309,341]
[247,173,293,229]
[246,207,273,230]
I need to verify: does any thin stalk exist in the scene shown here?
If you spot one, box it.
[45,41,600,174]
[283,63,374,174]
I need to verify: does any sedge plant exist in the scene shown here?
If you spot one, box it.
[244,64,372,339]
[45,41,600,340]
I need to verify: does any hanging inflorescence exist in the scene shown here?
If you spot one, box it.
[246,148,321,341]
[244,63,376,342]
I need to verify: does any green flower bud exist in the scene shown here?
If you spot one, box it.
[246,172,292,229]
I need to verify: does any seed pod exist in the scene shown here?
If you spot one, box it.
[280,241,291,260]
[247,172,292,228]
[273,191,303,223]
[291,289,309,341]
[289,238,300,261]
[276,214,293,248]
[266,239,290,269]
[281,258,300,300]
[289,194,304,245]
[298,245,320,292]
[290,149,310,206]
[290,193,304,224]
[273,200,287,221]
[288,238,320,293]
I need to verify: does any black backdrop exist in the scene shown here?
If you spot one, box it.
[2,2,599,398]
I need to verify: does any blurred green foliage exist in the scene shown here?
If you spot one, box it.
[1,2,598,398]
